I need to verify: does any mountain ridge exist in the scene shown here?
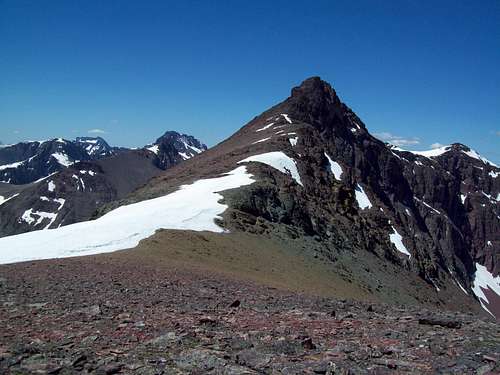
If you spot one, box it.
[0,77,498,321]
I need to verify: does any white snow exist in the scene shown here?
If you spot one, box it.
[147,145,159,155]
[33,172,58,184]
[324,153,343,181]
[289,137,298,147]
[281,114,292,123]
[460,194,467,204]
[256,122,274,132]
[472,263,500,317]
[238,151,303,186]
[180,139,203,155]
[40,196,50,201]
[0,193,19,206]
[414,197,440,214]
[455,279,468,295]
[489,171,499,178]
[355,184,372,210]
[252,137,271,144]
[20,208,57,228]
[481,191,499,202]
[463,149,498,168]
[51,152,73,167]
[486,240,492,247]
[389,226,411,258]
[0,166,256,265]
[179,152,190,160]
[80,170,96,176]
[47,181,56,192]
[397,145,451,158]
[0,160,25,171]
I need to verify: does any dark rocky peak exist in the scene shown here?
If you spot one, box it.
[146,131,207,169]
[282,77,356,132]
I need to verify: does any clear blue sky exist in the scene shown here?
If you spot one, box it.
[1,1,499,162]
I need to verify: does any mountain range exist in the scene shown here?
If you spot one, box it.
[0,132,207,236]
[0,77,498,322]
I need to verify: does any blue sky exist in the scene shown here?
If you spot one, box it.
[1,0,499,162]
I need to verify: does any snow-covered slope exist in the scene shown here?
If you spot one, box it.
[0,166,254,264]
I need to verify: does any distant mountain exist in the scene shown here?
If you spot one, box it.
[0,132,207,236]
[74,136,115,158]
[146,131,208,169]
[0,139,91,184]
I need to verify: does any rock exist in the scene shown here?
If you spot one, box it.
[229,299,241,308]
[71,354,87,369]
[174,349,226,371]
[301,337,316,350]
[418,317,462,329]
[199,316,217,326]
[236,349,272,368]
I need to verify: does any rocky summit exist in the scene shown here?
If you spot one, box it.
[0,77,498,374]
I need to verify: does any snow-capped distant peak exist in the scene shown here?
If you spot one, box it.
[392,144,499,168]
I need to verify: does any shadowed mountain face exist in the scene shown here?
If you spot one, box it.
[119,77,499,319]
[0,132,207,237]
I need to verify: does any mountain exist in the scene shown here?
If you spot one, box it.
[0,132,207,237]
[0,137,120,185]
[0,138,94,184]
[0,77,498,322]
[74,136,115,157]
[146,131,208,169]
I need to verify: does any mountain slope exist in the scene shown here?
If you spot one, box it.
[0,77,498,320]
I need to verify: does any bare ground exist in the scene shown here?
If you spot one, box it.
[0,230,499,374]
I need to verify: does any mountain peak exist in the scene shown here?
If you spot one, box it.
[280,77,347,130]
[290,76,337,100]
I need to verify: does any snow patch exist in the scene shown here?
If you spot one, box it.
[252,137,271,144]
[0,160,26,171]
[238,151,303,186]
[80,170,96,176]
[47,181,56,192]
[389,226,411,258]
[489,171,499,178]
[281,114,292,123]
[324,153,343,181]
[0,166,256,265]
[289,137,298,147]
[0,193,19,206]
[51,152,73,167]
[147,145,159,155]
[20,209,57,229]
[256,122,274,132]
[401,145,451,158]
[179,152,190,160]
[414,197,440,214]
[355,184,372,210]
[460,194,467,204]
[472,263,500,317]
[463,149,498,168]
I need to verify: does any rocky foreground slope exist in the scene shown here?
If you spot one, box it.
[0,247,498,374]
